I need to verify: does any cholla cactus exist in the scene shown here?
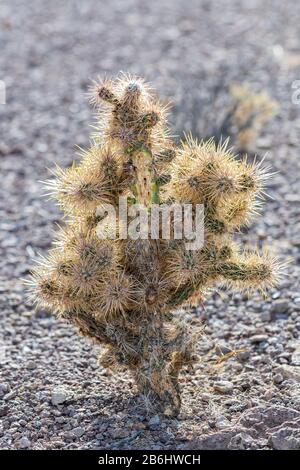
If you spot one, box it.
[220,83,278,150]
[27,73,282,416]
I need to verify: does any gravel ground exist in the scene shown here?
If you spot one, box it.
[0,0,300,450]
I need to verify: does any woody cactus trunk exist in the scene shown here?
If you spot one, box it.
[27,74,281,416]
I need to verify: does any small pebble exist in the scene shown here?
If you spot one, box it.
[72,427,85,438]
[18,437,30,449]
[250,335,268,344]
[51,390,67,406]
[214,381,234,393]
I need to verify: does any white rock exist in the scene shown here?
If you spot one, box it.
[51,389,67,406]
[214,381,234,393]
[18,436,30,449]
[215,416,231,429]
[72,426,85,438]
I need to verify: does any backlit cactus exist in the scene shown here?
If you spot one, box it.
[27,73,282,416]
[221,83,278,150]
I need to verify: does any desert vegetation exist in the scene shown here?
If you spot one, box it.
[27,74,282,416]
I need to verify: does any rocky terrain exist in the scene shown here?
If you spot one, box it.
[0,0,300,450]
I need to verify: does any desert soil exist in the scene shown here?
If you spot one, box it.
[0,0,300,450]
